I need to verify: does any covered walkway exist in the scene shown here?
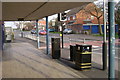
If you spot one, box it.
[0,1,117,79]
[2,32,86,78]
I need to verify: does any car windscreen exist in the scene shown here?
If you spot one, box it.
[64,29,68,31]
[67,29,72,30]
[32,30,36,31]
[40,30,45,32]
[64,29,71,31]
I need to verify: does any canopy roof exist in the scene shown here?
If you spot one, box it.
[2,2,92,21]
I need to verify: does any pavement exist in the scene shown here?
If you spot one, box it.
[3,37,86,78]
[24,32,119,78]
[2,31,119,79]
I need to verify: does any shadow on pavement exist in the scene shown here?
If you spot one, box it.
[57,58,118,78]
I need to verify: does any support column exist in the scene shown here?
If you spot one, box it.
[0,23,2,50]
[0,23,2,80]
[61,22,64,48]
[46,16,49,54]
[0,2,2,79]
[102,0,107,70]
[21,21,24,38]
[1,22,4,50]
[36,20,40,49]
[108,1,115,79]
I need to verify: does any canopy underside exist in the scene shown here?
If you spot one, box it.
[2,2,90,21]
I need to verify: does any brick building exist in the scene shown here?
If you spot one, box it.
[66,3,103,33]
[38,19,46,30]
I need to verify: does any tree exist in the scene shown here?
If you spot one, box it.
[49,18,60,32]
[115,2,120,28]
[115,2,120,39]
[83,3,103,35]
[115,1,120,40]
[23,22,35,31]
[49,20,52,27]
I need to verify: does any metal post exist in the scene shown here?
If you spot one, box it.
[83,38,85,43]
[108,1,115,79]
[0,22,2,50]
[2,22,4,50]
[22,21,24,38]
[62,27,64,48]
[61,22,64,48]
[20,21,24,38]
[19,21,22,37]
[102,0,107,70]
[36,20,40,49]
[0,21,2,80]
[46,16,49,54]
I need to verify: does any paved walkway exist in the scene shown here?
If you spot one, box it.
[2,31,119,79]
[2,38,86,78]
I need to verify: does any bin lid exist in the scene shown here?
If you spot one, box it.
[76,44,92,47]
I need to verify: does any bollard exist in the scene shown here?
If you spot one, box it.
[83,38,85,43]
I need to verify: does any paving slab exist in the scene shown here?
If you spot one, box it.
[2,42,86,78]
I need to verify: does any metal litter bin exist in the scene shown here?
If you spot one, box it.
[51,38,61,59]
[75,44,92,70]
[70,45,76,61]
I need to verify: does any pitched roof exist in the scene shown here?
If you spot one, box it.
[66,4,87,16]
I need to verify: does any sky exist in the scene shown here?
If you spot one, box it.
[48,14,58,21]
[4,21,18,29]
[113,0,119,3]
[4,14,58,28]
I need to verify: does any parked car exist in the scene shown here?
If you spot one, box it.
[31,29,36,34]
[39,30,46,35]
[63,28,73,34]
[48,29,55,32]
